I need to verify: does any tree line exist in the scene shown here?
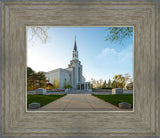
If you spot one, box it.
[90,73,133,90]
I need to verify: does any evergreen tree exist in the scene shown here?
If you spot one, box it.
[27,67,47,90]
[27,67,35,78]
[102,80,107,88]
[108,79,112,88]
[99,79,103,88]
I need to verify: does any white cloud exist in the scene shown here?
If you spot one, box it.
[99,48,117,57]
[97,45,133,64]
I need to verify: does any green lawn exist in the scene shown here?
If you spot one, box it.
[27,94,65,108]
[93,94,133,108]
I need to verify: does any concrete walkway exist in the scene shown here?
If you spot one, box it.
[29,94,132,111]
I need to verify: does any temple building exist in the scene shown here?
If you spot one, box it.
[45,36,91,90]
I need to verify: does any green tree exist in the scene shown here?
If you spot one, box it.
[99,79,103,88]
[102,80,107,88]
[113,74,126,88]
[27,67,35,78]
[112,80,117,88]
[27,68,47,91]
[27,67,38,90]
[126,82,133,90]
[108,79,112,88]
[36,72,47,88]
[96,80,100,88]
[106,27,133,44]
[27,72,37,90]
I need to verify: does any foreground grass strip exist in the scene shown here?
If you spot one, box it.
[93,94,133,108]
[27,94,65,108]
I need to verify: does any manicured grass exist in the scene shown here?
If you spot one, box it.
[27,94,65,108]
[93,94,133,108]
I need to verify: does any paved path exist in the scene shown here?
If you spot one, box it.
[29,94,132,111]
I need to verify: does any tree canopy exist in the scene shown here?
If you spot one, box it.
[112,74,133,88]
[27,67,47,91]
[106,27,133,44]
[27,67,35,77]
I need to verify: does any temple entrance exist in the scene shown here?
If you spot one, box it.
[77,82,91,90]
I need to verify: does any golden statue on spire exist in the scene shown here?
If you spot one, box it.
[75,35,76,41]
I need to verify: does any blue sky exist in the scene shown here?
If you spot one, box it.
[27,27,133,81]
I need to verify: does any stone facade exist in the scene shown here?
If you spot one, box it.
[45,36,90,90]
[45,68,71,88]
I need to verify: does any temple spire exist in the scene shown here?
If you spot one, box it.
[72,35,78,60]
[74,35,77,51]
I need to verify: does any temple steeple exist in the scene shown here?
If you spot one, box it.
[72,36,78,60]
[74,36,77,51]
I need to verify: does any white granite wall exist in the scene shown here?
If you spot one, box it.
[59,69,71,88]
[45,69,60,84]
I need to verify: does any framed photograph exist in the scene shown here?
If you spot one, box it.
[26,26,134,112]
[1,1,159,137]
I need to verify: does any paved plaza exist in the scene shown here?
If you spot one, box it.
[28,94,132,111]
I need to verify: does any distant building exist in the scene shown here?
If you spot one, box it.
[45,36,91,90]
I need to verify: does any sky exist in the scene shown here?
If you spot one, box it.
[27,27,133,82]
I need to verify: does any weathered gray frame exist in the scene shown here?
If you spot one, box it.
[1,1,159,137]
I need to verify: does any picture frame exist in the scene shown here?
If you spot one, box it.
[1,1,159,137]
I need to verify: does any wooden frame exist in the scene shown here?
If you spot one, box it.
[1,1,159,137]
